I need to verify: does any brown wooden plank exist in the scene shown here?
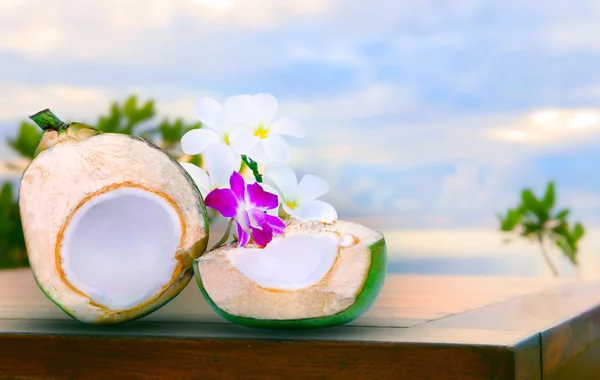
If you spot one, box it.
[0,333,525,380]
[0,268,590,379]
[540,297,600,379]
[415,279,600,379]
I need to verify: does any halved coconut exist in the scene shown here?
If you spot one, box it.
[194,219,387,329]
[19,109,209,324]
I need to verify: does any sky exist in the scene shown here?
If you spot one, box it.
[2,0,600,273]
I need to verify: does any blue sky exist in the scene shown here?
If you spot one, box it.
[2,0,600,231]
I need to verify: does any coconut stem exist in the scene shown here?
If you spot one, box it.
[210,218,235,251]
[29,109,67,132]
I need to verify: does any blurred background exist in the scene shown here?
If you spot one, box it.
[1,0,600,278]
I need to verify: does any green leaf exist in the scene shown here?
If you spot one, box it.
[520,221,541,237]
[500,208,522,231]
[573,223,585,241]
[555,209,569,220]
[8,122,42,159]
[521,189,549,222]
[542,182,555,209]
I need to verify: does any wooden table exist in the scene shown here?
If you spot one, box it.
[1,269,600,379]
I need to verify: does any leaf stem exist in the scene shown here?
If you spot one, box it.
[209,218,234,251]
[241,155,262,183]
[537,234,559,277]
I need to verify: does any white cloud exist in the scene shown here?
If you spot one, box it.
[0,0,328,66]
[486,109,600,147]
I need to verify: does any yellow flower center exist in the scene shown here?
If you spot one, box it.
[254,125,269,139]
[285,199,298,210]
[223,133,230,146]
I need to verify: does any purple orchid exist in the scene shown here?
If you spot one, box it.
[205,171,286,247]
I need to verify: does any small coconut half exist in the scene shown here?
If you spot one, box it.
[194,219,387,329]
[19,109,209,324]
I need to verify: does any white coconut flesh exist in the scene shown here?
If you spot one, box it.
[61,187,182,310]
[197,220,383,320]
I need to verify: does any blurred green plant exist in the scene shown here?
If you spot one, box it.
[1,95,202,269]
[0,183,28,269]
[498,181,585,277]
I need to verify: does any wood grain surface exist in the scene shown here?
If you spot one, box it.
[0,268,599,379]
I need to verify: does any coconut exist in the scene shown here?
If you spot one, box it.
[19,109,209,324]
[194,219,386,329]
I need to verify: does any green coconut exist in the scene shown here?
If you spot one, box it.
[19,109,209,324]
[194,219,386,329]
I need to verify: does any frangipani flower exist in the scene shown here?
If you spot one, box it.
[180,97,242,156]
[179,142,241,198]
[205,171,285,247]
[264,163,337,223]
[227,93,305,163]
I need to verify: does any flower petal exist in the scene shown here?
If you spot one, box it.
[224,94,254,124]
[246,182,279,210]
[237,208,251,230]
[265,214,286,235]
[205,188,239,218]
[229,128,259,155]
[195,97,228,132]
[247,208,266,228]
[245,143,271,163]
[181,128,220,155]
[270,117,305,138]
[290,200,337,223]
[264,163,297,200]
[179,162,212,198]
[296,174,330,201]
[205,143,240,189]
[229,171,246,200]
[251,93,278,126]
[252,223,273,247]
[236,221,251,247]
[261,134,291,163]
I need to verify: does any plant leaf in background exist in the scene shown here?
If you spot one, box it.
[8,121,42,159]
[0,95,202,269]
[498,181,585,276]
[0,183,28,269]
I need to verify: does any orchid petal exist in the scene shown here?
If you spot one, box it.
[290,200,337,223]
[179,162,212,198]
[264,163,298,200]
[205,188,239,218]
[251,93,278,126]
[247,208,266,227]
[236,221,251,247]
[181,128,220,155]
[252,223,273,247]
[194,97,228,132]
[297,174,330,201]
[261,134,291,163]
[229,128,259,155]
[270,117,305,138]
[265,214,286,235]
[237,208,251,230]
[246,182,279,210]
[257,181,281,199]
[205,143,240,189]
[229,171,246,200]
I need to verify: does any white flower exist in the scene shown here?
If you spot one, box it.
[226,93,305,164]
[264,163,337,223]
[180,97,242,156]
[179,142,240,198]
